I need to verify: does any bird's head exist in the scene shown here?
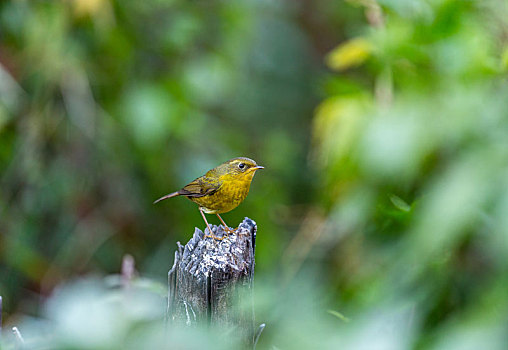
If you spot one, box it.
[216,157,264,181]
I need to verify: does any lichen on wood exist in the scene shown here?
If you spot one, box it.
[167,217,257,345]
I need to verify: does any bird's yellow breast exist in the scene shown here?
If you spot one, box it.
[189,173,254,214]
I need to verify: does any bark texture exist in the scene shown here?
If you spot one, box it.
[167,217,257,346]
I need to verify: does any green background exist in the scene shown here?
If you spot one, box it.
[1,0,507,348]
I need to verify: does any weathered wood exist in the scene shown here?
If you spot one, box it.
[167,217,257,346]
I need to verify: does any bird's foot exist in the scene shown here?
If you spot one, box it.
[221,225,237,234]
[204,233,227,241]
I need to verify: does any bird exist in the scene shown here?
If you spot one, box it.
[154,157,264,240]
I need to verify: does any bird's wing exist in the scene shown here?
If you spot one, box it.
[178,176,221,198]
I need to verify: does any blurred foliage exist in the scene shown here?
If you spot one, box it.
[1,0,508,349]
[0,0,316,315]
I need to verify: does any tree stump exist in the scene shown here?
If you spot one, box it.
[167,217,257,346]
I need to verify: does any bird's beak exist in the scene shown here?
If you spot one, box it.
[248,165,264,172]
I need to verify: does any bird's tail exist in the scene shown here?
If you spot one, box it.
[153,191,180,204]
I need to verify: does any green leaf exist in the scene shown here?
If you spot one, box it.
[389,194,411,212]
[327,309,351,322]
[326,38,372,71]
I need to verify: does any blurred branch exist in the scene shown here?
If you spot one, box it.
[365,1,384,28]
[346,0,385,28]
[60,68,97,138]
[12,327,25,348]
[253,323,265,349]
[281,209,327,283]
[121,254,136,288]
[346,0,392,106]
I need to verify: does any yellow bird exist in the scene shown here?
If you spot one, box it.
[154,157,264,239]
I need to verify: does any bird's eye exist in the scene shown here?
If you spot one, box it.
[238,162,245,170]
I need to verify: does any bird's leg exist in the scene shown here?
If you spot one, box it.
[200,209,225,240]
[216,214,236,233]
